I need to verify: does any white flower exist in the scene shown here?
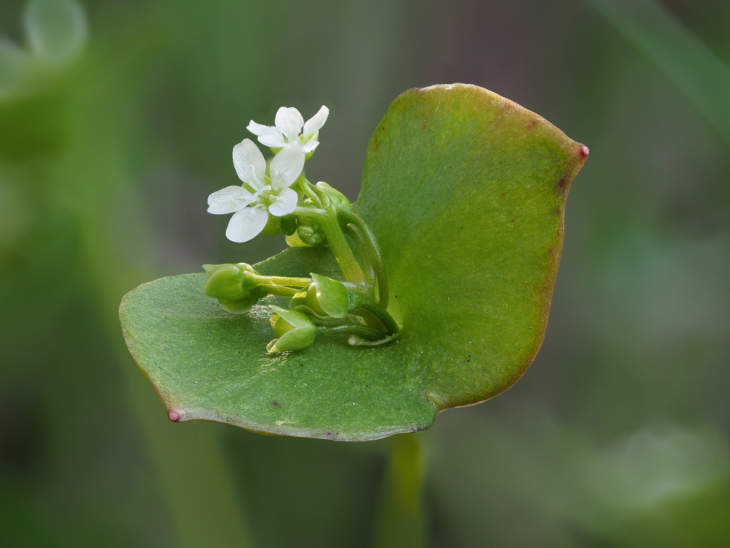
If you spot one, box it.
[247,105,329,161]
[207,138,303,243]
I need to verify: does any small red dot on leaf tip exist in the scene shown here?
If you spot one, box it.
[580,145,590,157]
[168,410,180,422]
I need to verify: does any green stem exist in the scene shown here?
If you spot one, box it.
[372,434,426,548]
[256,275,311,287]
[352,301,400,335]
[341,211,389,307]
[262,284,300,297]
[321,215,367,285]
[291,307,364,327]
[320,324,386,340]
[347,331,400,347]
[297,177,323,207]
[293,207,367,286]
[343,223,378,302]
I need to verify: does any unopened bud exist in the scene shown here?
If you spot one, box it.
[315,181,352,213]
[202,263,261,313]
[291,273,348,318]
[296,223,325,246]
[266,306,317,353]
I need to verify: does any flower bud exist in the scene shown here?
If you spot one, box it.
[296,223,325,246]
[266,306,317,353]
[291,273,348,318]
[202,263,262,313]
[315,181,352,213]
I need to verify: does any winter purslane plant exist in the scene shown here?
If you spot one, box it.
[120,84,588,440]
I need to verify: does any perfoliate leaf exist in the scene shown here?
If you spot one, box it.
[120,84,588,440]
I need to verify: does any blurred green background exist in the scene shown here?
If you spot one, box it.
[1,0,729,546]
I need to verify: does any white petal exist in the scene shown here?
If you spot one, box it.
[248,120,286,147]
[207,185,254,214]
[302,105,329,137]
[258,131,286,148]
[225,205,269,243]
[268,188,298,217]
[246,120,275,137]
[301,138,319,154]
[232,138,266,189]
[269,146,305,188]
[275,107,304,140]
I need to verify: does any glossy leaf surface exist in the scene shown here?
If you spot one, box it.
[120,84,588,440]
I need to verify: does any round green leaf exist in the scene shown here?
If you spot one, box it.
[120,84,588,440]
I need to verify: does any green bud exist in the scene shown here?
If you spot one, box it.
[315,181,352,213]
[266,306,317,353]
[296,223,325,246]
[202,263,261,313]
[291,273,348,318]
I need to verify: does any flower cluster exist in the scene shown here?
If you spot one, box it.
[207,105,329,243]
[203,104,398,353]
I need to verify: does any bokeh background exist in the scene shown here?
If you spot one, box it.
[1,0,729,546]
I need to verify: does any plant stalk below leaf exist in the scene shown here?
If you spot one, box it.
[372,434,426,548]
